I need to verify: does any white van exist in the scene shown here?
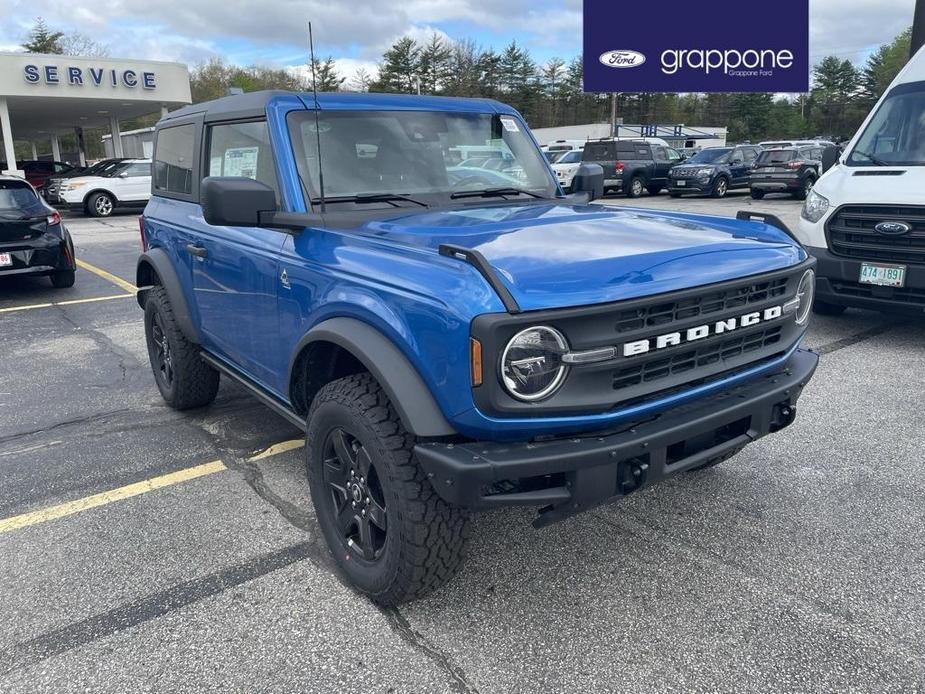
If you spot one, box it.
[797,47,925,315]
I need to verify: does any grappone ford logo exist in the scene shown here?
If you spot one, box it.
[599,50,646,68]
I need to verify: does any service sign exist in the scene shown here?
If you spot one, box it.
[583,0,809,93]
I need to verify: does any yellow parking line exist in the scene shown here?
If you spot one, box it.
[0,293,134,314]
[0,438,305,534]
[76,259,137,294]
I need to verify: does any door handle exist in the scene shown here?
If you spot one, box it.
[186,243,208,259]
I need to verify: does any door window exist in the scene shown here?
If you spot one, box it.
[207,120,279,196]
[124,163,152,178]
[154,124,196,195]
[652,146,668,161]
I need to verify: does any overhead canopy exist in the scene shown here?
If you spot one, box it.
[0,51,190,168]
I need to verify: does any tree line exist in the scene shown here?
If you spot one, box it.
[12,16,916,161]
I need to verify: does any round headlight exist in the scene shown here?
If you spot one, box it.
[795,269,815,325]
[501,326,568,402]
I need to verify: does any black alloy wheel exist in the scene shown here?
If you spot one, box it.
[150,311,174,389]
[321,427,388,561]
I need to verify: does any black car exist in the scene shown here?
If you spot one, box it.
[0,176,76,288]
[668,145,761,198]
[581,139,683,197]
[43,158,127,204]
[749,146,822,200]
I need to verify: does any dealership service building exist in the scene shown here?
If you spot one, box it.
[0,52,191,174]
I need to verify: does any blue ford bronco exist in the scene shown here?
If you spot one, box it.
[138,91,818,604]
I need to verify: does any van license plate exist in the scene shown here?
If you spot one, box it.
[0,253,11,267]
[859,262,906,287]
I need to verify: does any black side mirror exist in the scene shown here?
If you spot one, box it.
[568,163,604,202]
[201,177,279,228]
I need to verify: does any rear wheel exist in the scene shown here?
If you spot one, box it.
[50,270,75,288]
[813,300,847,316]
[144,286,219,409]
[750,189,765,200]
[626,176,644,198]
[794,176,815,201]
[87,191,115,217]
[710,177,729,198]
[306,373,469,605]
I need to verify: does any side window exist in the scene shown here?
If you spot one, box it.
[666,148,681,162]
[207,120,279,196]
[743,148,758,163]
[125,163,152,177]
[652,146,668,162]
[154,124,196,195]
[638,145,651,158]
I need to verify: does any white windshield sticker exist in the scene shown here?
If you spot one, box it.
[500,117,519,132]
[222,147,259,179]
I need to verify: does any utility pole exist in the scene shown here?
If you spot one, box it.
[610,93,617,137]
[912,0,925,57]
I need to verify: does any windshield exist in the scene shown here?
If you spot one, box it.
[849,81,925,166]
[288,110,557,204]
[688,148,732,164]
[86,160,122,176]
[0,181,38,210]
[555,151,582,164]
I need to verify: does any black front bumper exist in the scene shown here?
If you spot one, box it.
[416,349,818,526]
[810,246,925,313]
[668,177,712,193]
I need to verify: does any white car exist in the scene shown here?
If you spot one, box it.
[550,150,584,191]
[58,159,152,217]
[796,44,925,316]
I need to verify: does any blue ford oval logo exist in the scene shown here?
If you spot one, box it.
[599,50,646,69]
[874,221,911,235]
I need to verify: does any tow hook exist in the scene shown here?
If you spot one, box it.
[772,402,797,431]
[618,458,649,495]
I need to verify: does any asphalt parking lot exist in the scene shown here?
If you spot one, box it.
[1,193,924,693]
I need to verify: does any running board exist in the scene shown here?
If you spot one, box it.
[199,352,306,430]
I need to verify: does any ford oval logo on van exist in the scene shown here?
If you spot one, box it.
[874,221,911,235]
[599,50,646,69]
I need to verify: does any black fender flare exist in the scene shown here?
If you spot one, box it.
[136,247,202,344]
[291,317,456,438]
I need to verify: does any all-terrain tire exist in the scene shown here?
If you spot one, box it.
[306,373,469,605]
[144,285,219,409]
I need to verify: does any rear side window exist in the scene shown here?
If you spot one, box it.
[583,142,613,160]
[154,124,196,195]
[206,120,279,196]
[0,180,37,209]
[124,163,152,177]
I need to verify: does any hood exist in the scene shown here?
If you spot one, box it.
[815,164,925,205]
[358,202,804,312]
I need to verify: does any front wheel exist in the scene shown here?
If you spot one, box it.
[669,192,682,198]
[87,191,115,217]
[710,177,729,198]
[144,286,220,409]
[646,184,663,196]
[750,189,765,200]
[306,373,469,605]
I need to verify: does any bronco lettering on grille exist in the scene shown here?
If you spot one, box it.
[622,305,784,357]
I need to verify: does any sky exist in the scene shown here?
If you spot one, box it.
[0,0,917,85]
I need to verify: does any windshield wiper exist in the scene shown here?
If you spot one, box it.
[312,193,428,208]
[450,187,546,200]
[852,150,888,166]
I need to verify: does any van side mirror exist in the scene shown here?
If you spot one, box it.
[201,177,279,228]
[568,163,604,202]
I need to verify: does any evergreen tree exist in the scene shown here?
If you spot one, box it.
[417,34,452,94]
[373,37,421,93]
[860,28,912,108]
[21,18,64,54]
[310,57,344,92]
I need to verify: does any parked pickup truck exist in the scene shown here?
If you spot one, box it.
[581,139,683,197]
[138,91,819,605]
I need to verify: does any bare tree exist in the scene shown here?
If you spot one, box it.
[350,67,373,92]
[59,33,110,58]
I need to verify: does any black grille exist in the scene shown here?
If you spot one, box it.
[672,168,698,178]
[613,277,789,334]
[826,205,925,264]
[612,326,783,390]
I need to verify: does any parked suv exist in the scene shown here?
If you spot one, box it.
[750,147,821,200]
[44,158,127,204]
[58,159,152,217]
[797,44,925,316]
[668,145,761,198]
[581,139,682,196]
[138,91,818,604]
